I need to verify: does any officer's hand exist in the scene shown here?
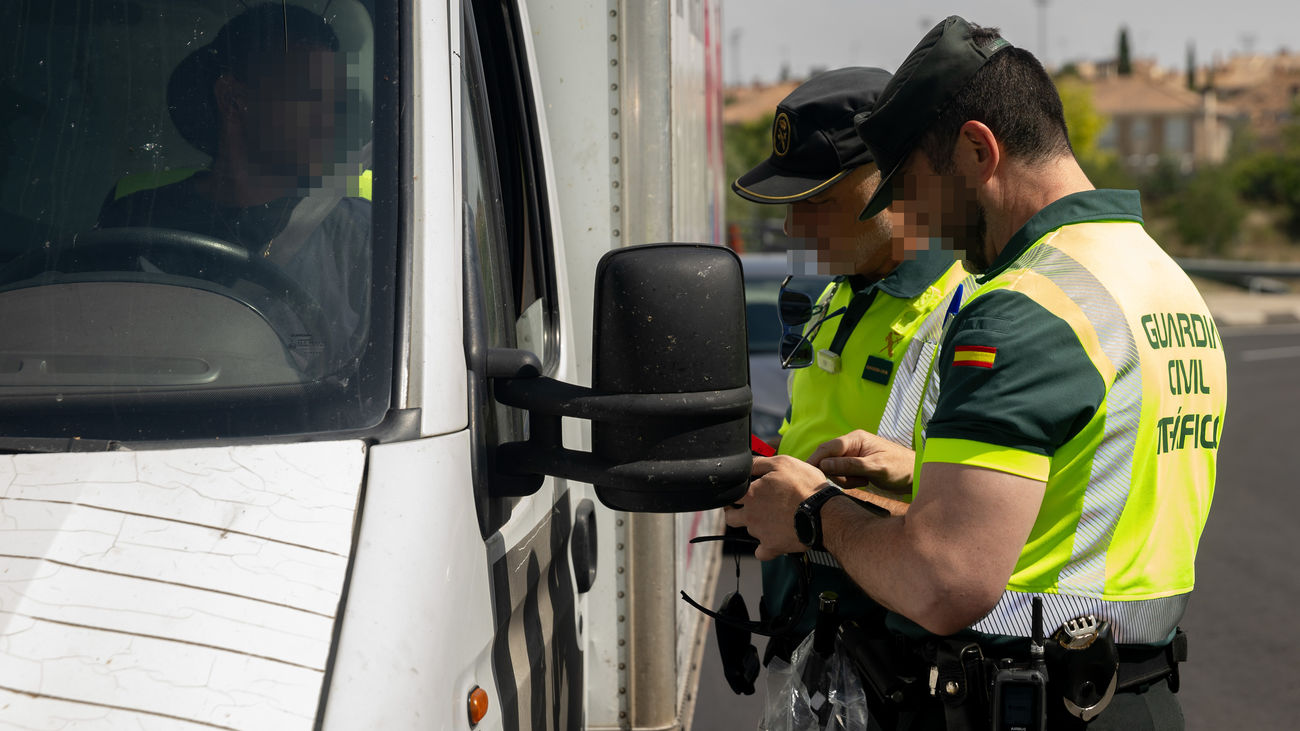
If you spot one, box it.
[808,429,915,493]
[724,455,827,561]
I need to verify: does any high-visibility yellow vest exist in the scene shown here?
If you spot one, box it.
[916,190,1226,644]
[113,168,373,202]
[763,252,972,635]
[779,256,972,461]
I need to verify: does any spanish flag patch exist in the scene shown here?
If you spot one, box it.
[953,345,997,368]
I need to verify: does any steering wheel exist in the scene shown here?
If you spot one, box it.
[0,227,332,353]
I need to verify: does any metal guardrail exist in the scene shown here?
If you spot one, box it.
[1175,258,1300,278]
[1176,258,1300,294]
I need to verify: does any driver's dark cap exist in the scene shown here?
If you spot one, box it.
[854,16,1012,220]
[167,4,339,156]
[732,67,892,204]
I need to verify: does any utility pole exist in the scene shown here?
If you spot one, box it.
[729,28,742,86]
[1118,26,1132,76]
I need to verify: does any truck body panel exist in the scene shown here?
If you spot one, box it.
[0,442,366,728]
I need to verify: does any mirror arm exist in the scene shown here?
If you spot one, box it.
[485,347,751,498]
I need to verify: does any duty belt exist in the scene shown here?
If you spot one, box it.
[837,621,1187,729]
[1116,629,1187,693]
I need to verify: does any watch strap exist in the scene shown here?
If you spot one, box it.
[797,482,848,550]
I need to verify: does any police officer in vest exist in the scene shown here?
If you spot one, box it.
[727,18,1224,730]
[730,68,971,665]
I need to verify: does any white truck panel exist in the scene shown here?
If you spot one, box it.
[521,0,624,725]
[410,0,469,437]
[668,3,728,714]
[520,0,612,392]
[321,430,502,731]
[522,1,728,727]
[0,442,367,730]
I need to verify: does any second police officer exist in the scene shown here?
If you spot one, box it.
[731,67,973,666]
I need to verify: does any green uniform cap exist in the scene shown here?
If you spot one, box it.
[853,16,1011,220]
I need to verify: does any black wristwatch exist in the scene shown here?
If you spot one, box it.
[793,482,850,551]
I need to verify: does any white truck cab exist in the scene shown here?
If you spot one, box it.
[0,0,741,729]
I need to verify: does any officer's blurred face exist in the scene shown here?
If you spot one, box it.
[784,164,898,278]
[889,149,989,271]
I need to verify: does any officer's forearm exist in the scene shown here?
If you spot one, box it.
[820,462,1041,636]
[818,498,913,618]
[845,487,909,516]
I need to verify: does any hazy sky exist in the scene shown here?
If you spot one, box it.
[722,0,1300,85]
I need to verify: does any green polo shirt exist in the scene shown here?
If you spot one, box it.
[907,189,1226,646]
[762,247,972,636]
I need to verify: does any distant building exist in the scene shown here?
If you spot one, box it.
[723,80,800,125]
[1089,75,1235,173]
[1206,51,1300,150]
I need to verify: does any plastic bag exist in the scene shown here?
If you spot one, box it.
[761,632,870,731]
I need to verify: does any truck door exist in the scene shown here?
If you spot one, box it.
[462,1,584,728]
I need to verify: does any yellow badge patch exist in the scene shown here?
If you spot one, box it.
[773,112,792,157]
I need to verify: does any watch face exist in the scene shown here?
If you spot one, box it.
[794,506,816,547]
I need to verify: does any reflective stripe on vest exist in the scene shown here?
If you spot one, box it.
[876,274,974,447]
[938,222,1224,643]
[778,262,971,461]
[971,589,1188,645]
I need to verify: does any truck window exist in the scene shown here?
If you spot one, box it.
[0,0,396,442]
[462,0,559,528]
[464,0,557,363]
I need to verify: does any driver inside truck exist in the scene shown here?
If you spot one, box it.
[95,3,370,373]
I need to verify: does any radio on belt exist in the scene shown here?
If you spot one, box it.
[992,597,1048,731]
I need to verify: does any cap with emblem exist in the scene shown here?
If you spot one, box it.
[732,67,893,204]
[853,16,1012,220]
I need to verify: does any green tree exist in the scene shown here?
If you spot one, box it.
[1054,76,1132,189]
[1174,166,1245,253]
[723,113,784,247]
[1055,77,1107,162]
[1142,156,1188,203]
[724,114,774,184]
[1231,100,1300,237]
[1117,27,1132,75]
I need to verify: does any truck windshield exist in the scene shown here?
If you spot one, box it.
[0,0,394,442]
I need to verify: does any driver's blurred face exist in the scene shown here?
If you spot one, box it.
[241,44,340,181]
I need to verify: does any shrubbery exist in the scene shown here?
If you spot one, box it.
[1173,168,1246,253]
[1230,113,1300,238]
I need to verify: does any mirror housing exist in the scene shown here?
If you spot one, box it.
[487,243,751,512]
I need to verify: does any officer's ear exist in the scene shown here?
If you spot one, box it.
[953,120,1000,185]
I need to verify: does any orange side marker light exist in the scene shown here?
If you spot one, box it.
[468,686,489,726]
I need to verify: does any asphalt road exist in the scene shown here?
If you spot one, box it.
[691,323,1300,730]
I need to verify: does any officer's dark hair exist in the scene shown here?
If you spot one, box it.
[918,26,1072,174]
[212,3,340,86]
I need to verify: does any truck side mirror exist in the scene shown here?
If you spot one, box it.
[487,243,751,512]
